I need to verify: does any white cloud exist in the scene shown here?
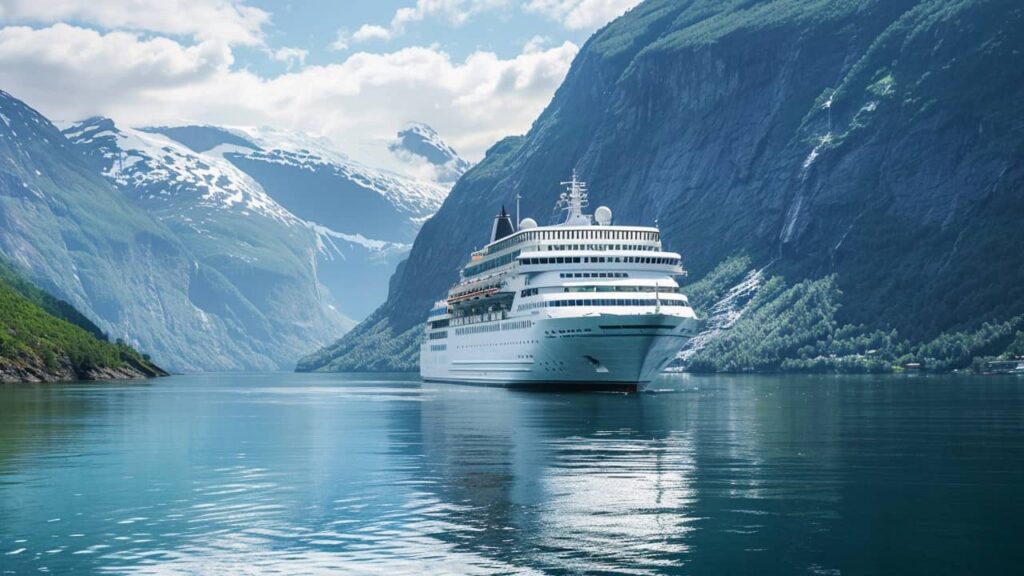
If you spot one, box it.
[270,46,307,70]
[525,0,641,30]
[523,35,550,53]
[328,29,350,52]
[351,0,508,43]
[0,0,269,45]
[0,24,231,115]
[352,24,392,42]
[0,23,579,161]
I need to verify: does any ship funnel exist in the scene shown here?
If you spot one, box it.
[491,205,515,242]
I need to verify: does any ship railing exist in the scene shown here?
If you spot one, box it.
[449,310,510,327]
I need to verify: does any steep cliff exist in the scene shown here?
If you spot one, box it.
[300,0,1024,372]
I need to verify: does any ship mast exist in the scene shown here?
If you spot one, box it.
[559,169,589,225]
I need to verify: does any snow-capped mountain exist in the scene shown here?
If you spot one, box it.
[389,122,471,185]
[62,118,444,321]
[1,87,457,371]
[127,124,449,241]
[63,118,296,224]
[0,91,343,372]
[60,116,353,369]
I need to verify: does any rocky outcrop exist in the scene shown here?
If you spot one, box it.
[0,352,166,384]
[300,0,1024,373]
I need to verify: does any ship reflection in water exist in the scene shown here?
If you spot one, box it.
[0,373,1021,575]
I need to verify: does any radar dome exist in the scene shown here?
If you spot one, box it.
[594,206,612,225]
[519,217,538,230]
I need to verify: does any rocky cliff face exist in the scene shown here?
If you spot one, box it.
[300,0,1024,372]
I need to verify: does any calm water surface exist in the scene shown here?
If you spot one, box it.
[1,373,1022,575]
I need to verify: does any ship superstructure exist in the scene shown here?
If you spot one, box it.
[419,173,698,389]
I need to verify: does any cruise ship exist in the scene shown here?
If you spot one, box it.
[419,173,699,390]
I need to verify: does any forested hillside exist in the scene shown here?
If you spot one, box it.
[0,259,164,382]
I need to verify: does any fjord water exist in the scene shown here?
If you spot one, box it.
[1,374,1021,575]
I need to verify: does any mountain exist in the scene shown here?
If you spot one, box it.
[0,258,165,382]
[389,123,472,184]
[299,0,1024,373]
[144,124,449,243]
[0,91,234,371]
[60,116,353,369]
[122,123,446,319]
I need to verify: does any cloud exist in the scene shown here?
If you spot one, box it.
[523,35,550,53]
[0,24,231,119]
[0,0,269,45]
[351,0,508,44]
[328,29,350,52]
[270,46,307,70]
[0,23,579,161]
[524,0,641,30]
[352,25,392,42]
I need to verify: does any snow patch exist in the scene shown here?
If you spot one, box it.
[305,220,408,254]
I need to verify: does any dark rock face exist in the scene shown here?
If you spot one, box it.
[303,0,1024,372]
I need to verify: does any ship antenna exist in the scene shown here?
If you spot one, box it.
[515,191,521,229]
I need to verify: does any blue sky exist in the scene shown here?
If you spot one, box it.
[0,0,641,165]
[242,1,599,73]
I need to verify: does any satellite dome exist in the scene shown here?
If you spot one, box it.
[519,217,538,230]
[594,206,612,225]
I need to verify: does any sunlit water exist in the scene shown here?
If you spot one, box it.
[1,373,1022,575]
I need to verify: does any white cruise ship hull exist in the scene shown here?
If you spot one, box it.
[420,313,697,390]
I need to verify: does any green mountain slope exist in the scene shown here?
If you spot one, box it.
[300,0,1024,373]
[0,260,165,382]
[0,258,107,340]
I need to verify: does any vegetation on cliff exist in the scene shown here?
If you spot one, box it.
[0,260,164,382]
[680,257,1024,374]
